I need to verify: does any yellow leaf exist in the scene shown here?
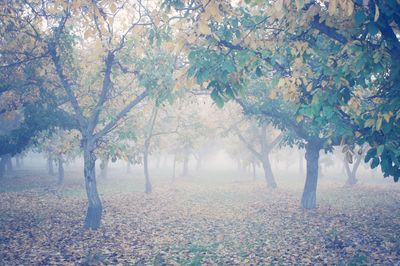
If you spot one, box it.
[376,117,383,130]
[295,0,304,10]
[269,90,277,99]
[383,113,391,123]
[275,0,283,12]
[346,0,354,16]
[364,119,375,127]
[208,2,223,23]
[328,0,337,16]
[374,4,380,22]
[84,29,92,39]
[198,21,211,35]
[110,3,117,13]
[296,115,304,123]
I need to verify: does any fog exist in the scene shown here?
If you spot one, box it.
[1,0,399,264]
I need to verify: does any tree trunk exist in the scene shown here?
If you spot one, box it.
[155,155,161,169]
[0,156,6,178]
[237,159,242,172]
[252,162,256,181]
[301,140,321,209]
[196,156,202,171]
[58,156,64,185]
[5,155,12,173]
[172,155,176,183]
[48,155,55,176]
[16,155,20,168]
[143,142,152,194]
[344,154,362,186]
[100,159,108,179]
[181,153,189,177]
[83,146,102,230]
[126,161,131,173]
[262,154,277,188]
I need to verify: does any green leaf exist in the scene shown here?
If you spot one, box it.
[377,145,384,156]
[371,157,380,169]
[367,22,379,35]
[223,60,235,73]
[365,148,376,163]
[255,66,262,77]
[354,11,366,25]
[210,89,224,108]
[323,106,334,119]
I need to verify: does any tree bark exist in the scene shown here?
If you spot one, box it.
[172,154,176,183]
[83,145,102,230]
[5,154,12,173]
[15,155,20,168]
[155,155,161,169]
[58,156,64,185]
[252,162,256,181]
[345,153,362,186]
[142,106,158,193]
[47,155,55,176]
[143,141,152,194]
[0,156,6,178]
[181,151,189,177]
[262,154,277,188]
[196,156,202,171]
[126,161,131,173]
[301,140,321,209]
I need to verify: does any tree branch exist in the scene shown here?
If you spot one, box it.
[232,125,263,160]
[94,90,148,140]
[87,51,115,134]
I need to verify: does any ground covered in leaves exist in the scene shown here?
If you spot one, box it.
[0,169,399,265]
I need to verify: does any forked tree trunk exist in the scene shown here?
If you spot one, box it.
[48,155,55,176]
[58,156,64,185]
[83,147,102,230]
[344,154,362,186]
[262,154,277,188]
[143,142,152,194]
[301,140,321,209]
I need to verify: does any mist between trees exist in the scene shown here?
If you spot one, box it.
[0,0,399,264]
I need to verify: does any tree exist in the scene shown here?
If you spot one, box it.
[2,1,175,229]
[33,129,80,185]
[227,118,282,188]
[164,0,367,209]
